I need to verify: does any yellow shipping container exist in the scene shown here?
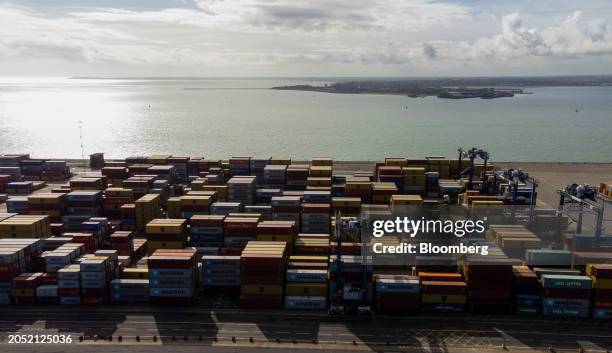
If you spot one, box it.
[390,195,423,205]
[372,195,392,203]
[0,215,50,238]
[306,186,332,192]
[402,167,426,176]
[146,219,186,234]
[180,195,213,206]
[385,158,407,167]
[122,268,149,279]
[592,278,612,290]
[289,255,329,263]
[331,197,361,208]
[203,185,228,199]
[285,283,328,296]
[345,181,372,190]
[166,197,182,219]
[307,177,332,187]
[136,194,161,204]
[190,179,207,191]
[106,188,134,198]
[27,193,65,205]
[12,288,36,297]
[311,157,333,167]
[309,166,333,177]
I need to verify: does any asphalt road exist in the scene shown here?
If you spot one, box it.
[0,344,552,353]
[0,305,610,352]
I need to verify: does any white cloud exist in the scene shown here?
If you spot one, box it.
[0,0,470,69]
[0,1,611,76]
[71,0,470,32]
[0,5,158,63]
[544,11,612,56]
[428,11,612,61]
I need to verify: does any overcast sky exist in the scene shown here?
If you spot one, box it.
[2,0,612,77]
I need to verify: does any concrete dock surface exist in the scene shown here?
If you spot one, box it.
[0,304,611,352]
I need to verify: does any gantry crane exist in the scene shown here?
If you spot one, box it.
[457,147,490,192]
[329,211,370,315]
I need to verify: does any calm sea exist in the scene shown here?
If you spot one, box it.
[0,78,610,162]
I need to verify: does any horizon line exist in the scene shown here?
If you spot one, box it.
[1,74,612,80]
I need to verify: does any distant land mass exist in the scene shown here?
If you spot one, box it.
[272,75,612,99]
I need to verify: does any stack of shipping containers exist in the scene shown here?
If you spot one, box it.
[0,215,51,238]
[11,272,44,305]
[229,157,251,176]
[512,265,542,315]
[285,255,328,310]
[462,256,515,313]
[79,255,111,305]
[111,278,149,304]
[190,215,225,248]
[224,217,258,248]
[286,164,309,191]
[256,221,296,252]
[201,255,241,294]
[58,264,81,305]
[263,165,287,190]
[271,196,301,229]
[145,219,187,254]
[240,241,287,309]
[63,191,102,231]
[148,249,199,304]
[27,193,65,222]
[103,188,134,218]
[228,176,256,205]
[110,231,134,257]
[588,264,612,319]
[419,272,467,313]
[250,158,270,182]
[2,152,612,322]
[135,194,161,232]
[541,274,592,318]
[301,203,330,234]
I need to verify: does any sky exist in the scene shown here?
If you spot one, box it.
[1,0,612,77]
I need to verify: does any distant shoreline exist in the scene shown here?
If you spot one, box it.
[272,85,522,99]
[272,76,612,99]
[68,75,612,81]
[272,85,531,99]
